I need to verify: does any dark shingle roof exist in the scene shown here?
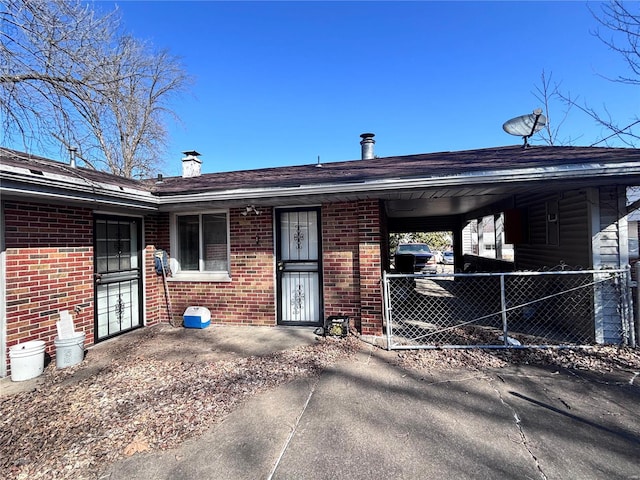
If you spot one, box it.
[0,147,153,191]
[152,145,640,196]
[2,145,639,199]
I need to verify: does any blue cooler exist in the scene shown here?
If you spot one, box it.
[183,306,211,329]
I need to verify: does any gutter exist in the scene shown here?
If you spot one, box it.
[0,165,158,210]
[0,184,159,211]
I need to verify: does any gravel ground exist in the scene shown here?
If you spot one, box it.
[1,327,638,480]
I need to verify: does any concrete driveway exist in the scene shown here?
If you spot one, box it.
[103,343,640,480]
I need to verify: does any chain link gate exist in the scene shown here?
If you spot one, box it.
[383,268,635,350]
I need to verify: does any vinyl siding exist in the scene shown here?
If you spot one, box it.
[514,189,591,270]
[594,186,628,343]
[596,185,628,268]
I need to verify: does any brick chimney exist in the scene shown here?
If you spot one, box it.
[360,133,375,159]
[182,150,202,178]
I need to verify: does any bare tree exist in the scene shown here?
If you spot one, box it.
[0,0,190,178]
[531,70,576,146]
[580,2,640,203]
[571,1,640,147]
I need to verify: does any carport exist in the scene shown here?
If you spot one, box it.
[382,162,634,273]
[376,148,639,347]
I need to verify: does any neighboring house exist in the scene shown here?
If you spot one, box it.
[461,216,515,262]
[1,138,639,377]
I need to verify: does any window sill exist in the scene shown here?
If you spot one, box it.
[168,273,232,283]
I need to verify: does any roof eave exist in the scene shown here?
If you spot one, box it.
[0,172,159,211]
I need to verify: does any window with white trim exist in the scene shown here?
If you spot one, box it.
[173,212,229,276]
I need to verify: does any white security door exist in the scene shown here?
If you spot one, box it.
[94,216,142,341]
[276,208,323,326]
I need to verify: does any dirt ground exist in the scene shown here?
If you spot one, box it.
[1,323,639,480]
[0,324,358,479]
[2,323,324,396]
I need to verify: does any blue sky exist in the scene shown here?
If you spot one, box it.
[103,1,636,175]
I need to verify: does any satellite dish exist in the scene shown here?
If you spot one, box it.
[502,109,547,147]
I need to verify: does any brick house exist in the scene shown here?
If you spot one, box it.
[1,138,639,377]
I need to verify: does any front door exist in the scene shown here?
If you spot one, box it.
[276,208,323,326]
[94,215,143,341]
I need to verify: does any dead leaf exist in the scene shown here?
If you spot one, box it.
[123,439,150,457]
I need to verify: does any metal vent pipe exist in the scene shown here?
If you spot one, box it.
[360,133,375,159]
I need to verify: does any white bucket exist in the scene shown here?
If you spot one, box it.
[54,331,85,369]
[9,340,46,382]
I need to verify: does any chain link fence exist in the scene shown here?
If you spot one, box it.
[383,268,635,350]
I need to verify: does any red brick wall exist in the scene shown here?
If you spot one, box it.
[322,200,384,335]
[143,213,171,326]
[2,203,167,376]
[357,200,383,335]
[165,208,276,325]
[159,202,385,335]
[4,202,94,370]
[322,202,362,330]
[2,198,385,377]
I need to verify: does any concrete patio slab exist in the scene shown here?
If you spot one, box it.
[102,343,640,480]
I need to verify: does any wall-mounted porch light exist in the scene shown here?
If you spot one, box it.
[241,205,261,216]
